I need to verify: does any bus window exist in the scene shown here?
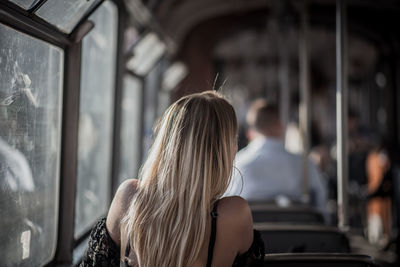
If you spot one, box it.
[118,75,143,185]
[7,0,36,10]
[74,1,118,239]
[142,61,163,155]
[0,23,64,266]
[35,0,102,34]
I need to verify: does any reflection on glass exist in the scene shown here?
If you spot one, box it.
[35,0,101,34]
[75,1,118,239]
[0,23,63,266]
[8,0,36,10]
[126,33,166,76]
[118,76,142,185]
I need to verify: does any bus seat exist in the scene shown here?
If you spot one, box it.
[263,253,379,267]
[255,224,350,253]
[249,203,324,224]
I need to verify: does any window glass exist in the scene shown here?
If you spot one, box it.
[0,23,63,266]
[75,1,118,239]
[157,90,170,119]
[35,0,102,34]
[142,61,162,155]
[118,76,142,185]
[126,33,166,76]
[8,0,36,10]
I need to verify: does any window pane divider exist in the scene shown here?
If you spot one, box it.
[28,0,48,13]
[53,43,82,265]
[67,0,106,37]
[0,1,71,47]
[111,6,128,195]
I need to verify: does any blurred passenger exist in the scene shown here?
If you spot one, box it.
[346,110,376,229]
[80,91,264,267]
[348,110,372,189]
[225,99,327,213]
[284,122,303,155]
[367,147,392,244]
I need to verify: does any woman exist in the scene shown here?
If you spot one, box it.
[80,91,264,267]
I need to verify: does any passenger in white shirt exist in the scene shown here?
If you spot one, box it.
[226,99,327,213]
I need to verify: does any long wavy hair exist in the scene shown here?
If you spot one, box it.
[121,91,238,267]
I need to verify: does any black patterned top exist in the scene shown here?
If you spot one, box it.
[80,217,264,267]
[80,218,120,267]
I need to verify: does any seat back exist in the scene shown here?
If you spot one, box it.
[255,224,350,253]
[250,203,324,224]
[263,253,379,267]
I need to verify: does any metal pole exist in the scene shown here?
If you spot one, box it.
[277,2,291,128]
[336,0,349,230]
[278,37,290,128]
[299,1,310,204]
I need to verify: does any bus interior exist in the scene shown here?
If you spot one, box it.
[0,0,400,266]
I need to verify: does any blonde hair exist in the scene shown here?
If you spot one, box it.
[121,91,238,267]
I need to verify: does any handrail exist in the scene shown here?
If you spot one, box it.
[336,0,349,231]
[299,0,311,204]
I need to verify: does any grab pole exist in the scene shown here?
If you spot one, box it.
[336,0,349,230]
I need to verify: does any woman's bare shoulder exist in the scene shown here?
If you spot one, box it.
[218,196,251,214]
[116,178,139,202]
[106,179,139,244]
[217,196,254,254]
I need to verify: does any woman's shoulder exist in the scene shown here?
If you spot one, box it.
[106,179,139,245]
[112,178,140,211]
[218,196,252,221]
[216,196,254,254]
[218,196,250,212]
[117,178,140,198]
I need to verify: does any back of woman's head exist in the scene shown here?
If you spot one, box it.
[122,91,238,267]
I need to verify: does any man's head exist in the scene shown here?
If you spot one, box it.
[246,99,283,139]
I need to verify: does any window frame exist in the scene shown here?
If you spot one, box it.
[0,1,70,48]
[114,72,145,193]
[120,55,167,193]
[0,20,65,267]
[69,0,126,263]
[108,0,129,200]
[0,0,126,266]
[33,0,104,34]
[113,29,168,194]
[73,0,120,241]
